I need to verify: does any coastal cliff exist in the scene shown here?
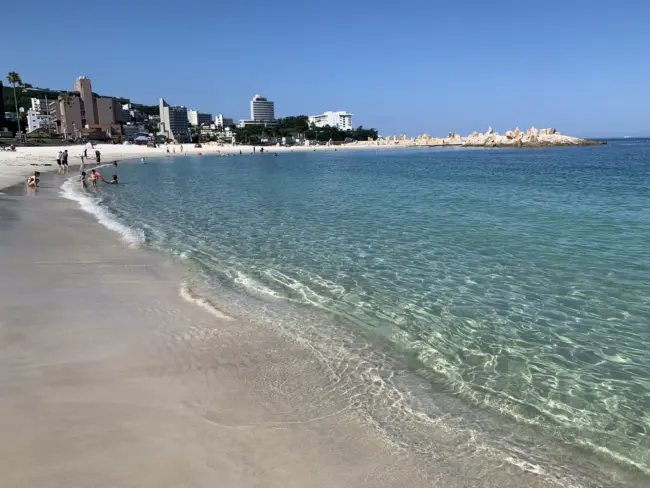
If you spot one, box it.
[374,127,606,148]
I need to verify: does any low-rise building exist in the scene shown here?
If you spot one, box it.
[123,124,147,139]
[308,111,353,130]
[122,103,146,123]
[215,113,234,129]
[26,109,53,133]
[237,119,279,128]
[31,97,51,113]
[81,124,123,140]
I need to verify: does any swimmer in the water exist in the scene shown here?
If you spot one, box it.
[106,174,118,185]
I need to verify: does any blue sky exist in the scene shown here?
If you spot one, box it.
[3,0,649,137]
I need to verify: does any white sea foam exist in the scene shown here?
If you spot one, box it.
[178,282,232,320]
[60,177,145,246]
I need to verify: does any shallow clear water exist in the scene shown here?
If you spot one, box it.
[68,141,650,485]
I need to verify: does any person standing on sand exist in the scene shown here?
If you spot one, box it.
[80,152,85,168]
[56,151,63,171]
[95,149,101,163]
[62,150,69,170]
[180,144,183,152]
[84,147,88,158]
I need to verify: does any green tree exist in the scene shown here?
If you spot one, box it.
[6,71,22,136]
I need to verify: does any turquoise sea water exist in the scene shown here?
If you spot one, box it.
[66,141,650,486]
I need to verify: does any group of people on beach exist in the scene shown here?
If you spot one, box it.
[80,169,117,189]
[55,148,102,172]
[27,146,117,192]
[166,144,183,154]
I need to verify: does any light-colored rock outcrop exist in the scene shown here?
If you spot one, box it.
[376,127,605,148]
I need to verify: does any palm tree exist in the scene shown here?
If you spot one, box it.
[6,71,23,138]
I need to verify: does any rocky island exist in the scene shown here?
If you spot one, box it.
[372,127,606,148]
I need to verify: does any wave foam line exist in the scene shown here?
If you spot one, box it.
[59,176,145,247]
[179,282,233,320]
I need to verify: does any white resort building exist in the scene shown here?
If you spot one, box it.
[26,109,53,133]
[250,95,275,122]
[308,111,353,130]
[30,97,51,113]
[188,110,213,126]
[215,114,234,129]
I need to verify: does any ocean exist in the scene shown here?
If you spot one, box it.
[63,140,650,487]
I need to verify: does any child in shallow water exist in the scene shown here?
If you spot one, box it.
[106,175,118,185]
[89,169,103,187]
[80,171,87,189]
[26,171,40,189]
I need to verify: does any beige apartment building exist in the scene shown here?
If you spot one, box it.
[50,76,124,138]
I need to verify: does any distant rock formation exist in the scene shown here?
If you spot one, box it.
[401,127,606,148]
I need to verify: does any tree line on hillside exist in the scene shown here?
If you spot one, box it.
[2,72,133,117]
[234,115,378,144]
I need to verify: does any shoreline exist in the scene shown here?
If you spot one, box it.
[0,142,404,190]
[1,159,638,487]
[0,134,607,190]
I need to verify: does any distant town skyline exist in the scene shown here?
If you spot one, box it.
[3,0,650,138]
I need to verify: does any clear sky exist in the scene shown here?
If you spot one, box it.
[3,0,649,137]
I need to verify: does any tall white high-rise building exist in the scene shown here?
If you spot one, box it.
[159,98,190,141]
[250,95,275,122]
[308,111,353,130]
[188,110,213,126]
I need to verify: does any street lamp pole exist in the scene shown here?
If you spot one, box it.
[13,89,22,143]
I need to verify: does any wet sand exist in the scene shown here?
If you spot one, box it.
[0,174,595,488]
[0,175,438,487]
